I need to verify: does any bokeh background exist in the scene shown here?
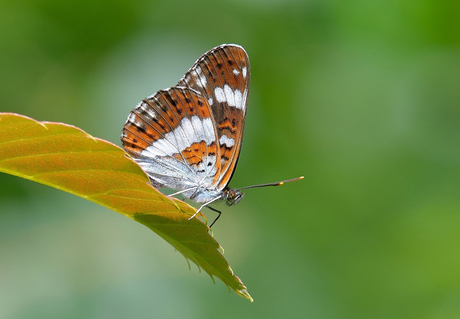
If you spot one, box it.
[1,0,459,318]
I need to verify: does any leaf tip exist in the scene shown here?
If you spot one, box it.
[237,288,254,302]
[231,273,253,302]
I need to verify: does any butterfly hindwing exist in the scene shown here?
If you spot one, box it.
[122,87,220,190]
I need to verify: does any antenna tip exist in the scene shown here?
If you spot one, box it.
[279,182,284,186]
[299,176,305,180]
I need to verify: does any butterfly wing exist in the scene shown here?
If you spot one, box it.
[177,44,250,190]
[122,86,221,197]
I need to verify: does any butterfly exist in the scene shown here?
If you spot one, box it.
[121,44,302,227]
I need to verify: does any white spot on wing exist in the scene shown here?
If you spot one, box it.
[233,69,240,76]
[201,117,215,144]
[234,89,243,110]
[242,67,247,79]
[224,85,235,106]
[219,135,235,147]
[242,88,248,113]
[215,87,225,103]
[214,85,245,112]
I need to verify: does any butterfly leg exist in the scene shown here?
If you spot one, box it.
[169,187,197,198]
[188,195,223,221]
[206,206,222,228]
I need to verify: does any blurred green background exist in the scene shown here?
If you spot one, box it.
[1,0,460,318]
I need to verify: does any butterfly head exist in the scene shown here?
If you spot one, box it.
[224,188,245,206]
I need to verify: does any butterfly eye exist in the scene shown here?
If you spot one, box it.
[226,189,245,206]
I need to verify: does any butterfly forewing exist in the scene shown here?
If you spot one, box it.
[177,45,250,190]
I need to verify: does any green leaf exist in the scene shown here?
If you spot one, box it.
[0,113,253,302]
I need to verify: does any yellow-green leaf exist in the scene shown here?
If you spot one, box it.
[0,113,252,302]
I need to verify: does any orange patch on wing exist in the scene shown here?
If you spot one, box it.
[172,141,218,168]
[220,144,234,161]
[163,90,211,119]
[218,118,237,133]
[121,125,150,156]
[131,114,164,140]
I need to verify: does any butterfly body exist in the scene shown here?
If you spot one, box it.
[122,44,250,208]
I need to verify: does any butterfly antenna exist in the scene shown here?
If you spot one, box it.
[237,176,304,191]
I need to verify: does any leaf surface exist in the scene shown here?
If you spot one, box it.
[0,113,252,302]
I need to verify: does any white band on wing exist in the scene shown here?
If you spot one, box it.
[141,115,215,157]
